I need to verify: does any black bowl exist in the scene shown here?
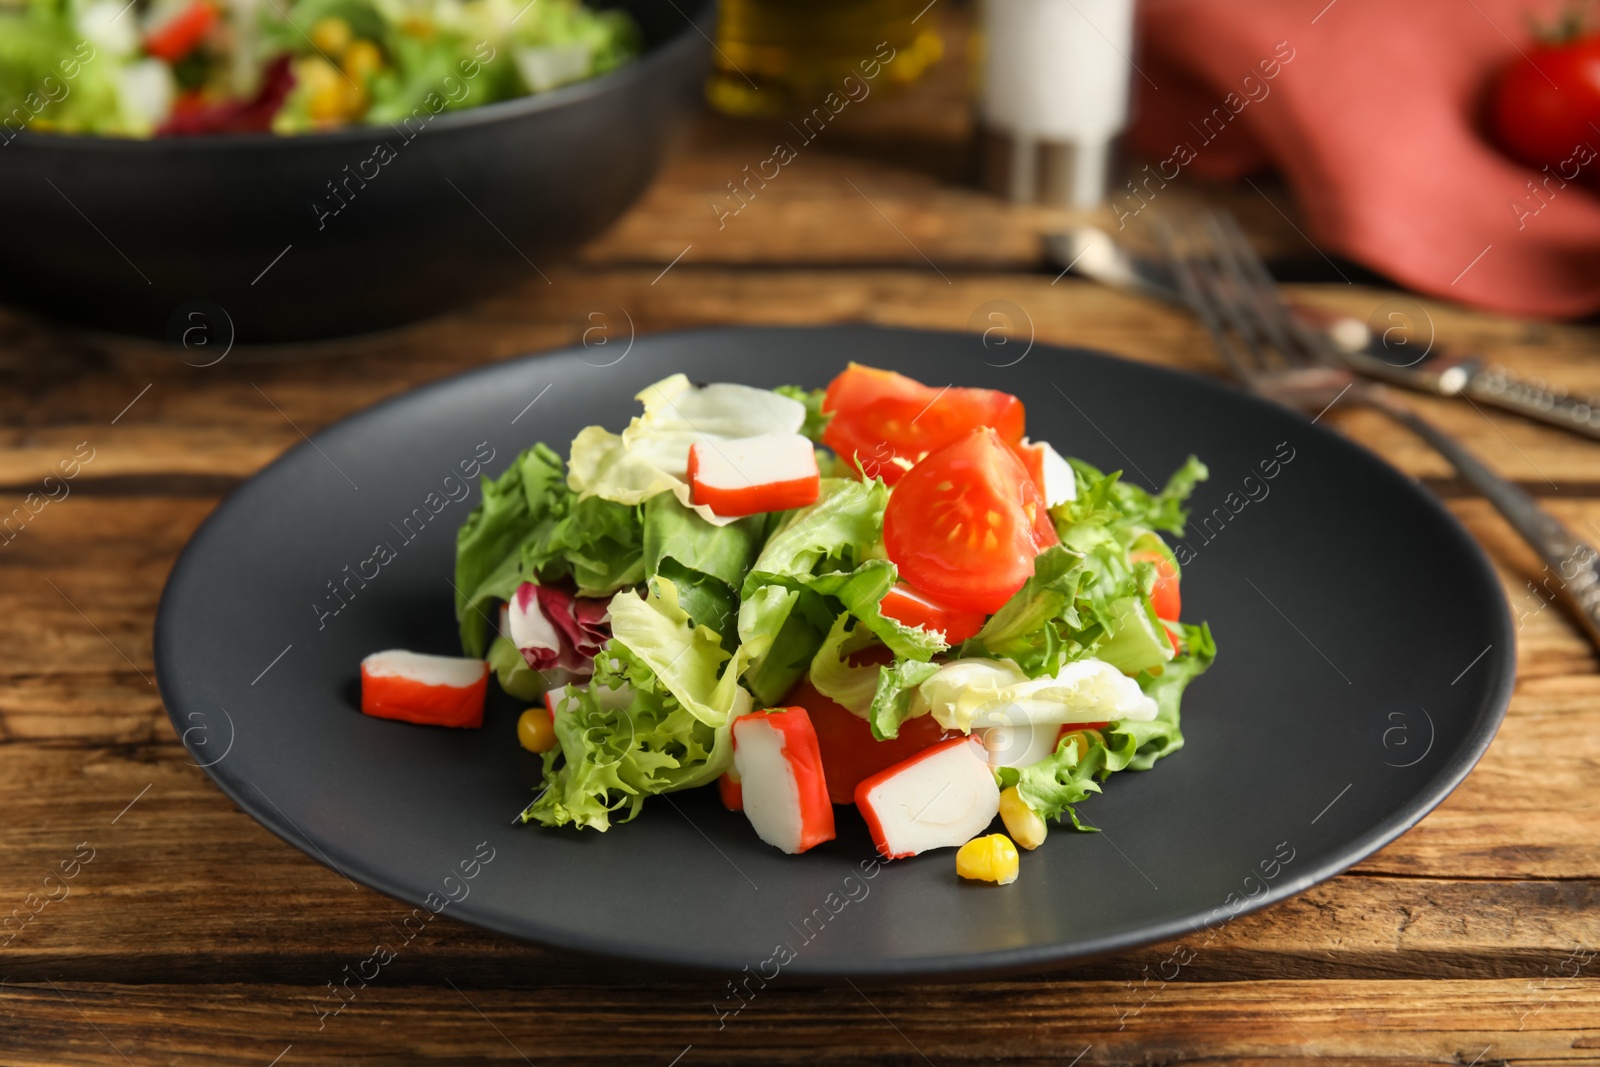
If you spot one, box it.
[0,0,711,344]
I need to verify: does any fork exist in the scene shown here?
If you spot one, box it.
[1157,212,1600,651]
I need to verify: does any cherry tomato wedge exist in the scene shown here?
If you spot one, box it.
[1131,548,1181,621]
[786,674,952,805]
[878,582,987,644]
[883,427,1057,614]
[822,364,1026,484]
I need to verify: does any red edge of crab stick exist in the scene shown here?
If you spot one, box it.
[360,650,488,729]
[687,433,821,518]
[878,582,988,645]
[1015,438,1076,509]
[719,768,743,811]
[854,736,1000,860]
[731,706,835,853]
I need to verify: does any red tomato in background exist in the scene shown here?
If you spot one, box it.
[786,675,953,804]
[1489,31,1600,176]
[822,364,1026,484]
[1131,549,1182,622]
[883,428,1057,614]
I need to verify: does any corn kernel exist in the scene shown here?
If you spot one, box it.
[956,834,1019,885]
[298,57,348,122]
[309,17,353,59]
[343,39,384,83]
[999,787,1047,850]
[516,708,557,753]
[1058,727,1104,760]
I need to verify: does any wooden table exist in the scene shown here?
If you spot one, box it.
[4,13,1599,1065]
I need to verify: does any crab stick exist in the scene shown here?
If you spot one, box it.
[731,707,835,854]
[361,650,489,728]
[1016,438,1076,509]
[687,433,820,518]
[879,582,987,645]
[855,736,1000,860]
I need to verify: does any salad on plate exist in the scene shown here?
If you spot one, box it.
[358,364,1216,885]
[0,0,637,137]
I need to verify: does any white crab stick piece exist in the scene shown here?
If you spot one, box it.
[1018,438,1077,508]
[731,707,836,854]
[854,736,1001,860]
[687,433,820,518]
[360,650,489,728]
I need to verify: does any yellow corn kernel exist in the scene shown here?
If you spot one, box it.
[956,834,1019,885]
[999,787,1047,850]
[342,39,384,84]
[298,56,348,122]
[309,16,353,59]
[516,708,557,753]
[1058,727,1105,760]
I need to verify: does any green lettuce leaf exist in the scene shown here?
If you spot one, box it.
[774,384,832,442]
[996,621,1216,828]
[455,443,645,656]
[520,577,753,831]
[1062,455,1209,537]
[487,634,547,701]
[737,477,943,705]
[866,658,942,740]
[642,493,765,646]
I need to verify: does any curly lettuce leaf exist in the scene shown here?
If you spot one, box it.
[520,577,753,831]
[1062,455,1209,537]
[454,444,644,656]
[774,384,832,442]
[996,622,1216,828]
[866,658,942,741]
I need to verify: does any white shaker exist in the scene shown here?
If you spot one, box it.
[977,0,1137,208]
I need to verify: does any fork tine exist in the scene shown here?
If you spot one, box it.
[1189,213,1288,376]
[1203,213,1297,369]
[1155,218,1260,385]
[1212,213,1333,369]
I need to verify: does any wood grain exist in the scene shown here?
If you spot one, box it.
[1,978,1595,1065]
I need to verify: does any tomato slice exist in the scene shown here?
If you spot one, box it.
[1131,548,1181,621]
[883,427,1057,614]
[786,674,952,805]
[822,364,1026,484]
[879,582,987,644]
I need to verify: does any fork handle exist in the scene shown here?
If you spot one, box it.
[1463,365,1600,442]
[1360,389,1600,647]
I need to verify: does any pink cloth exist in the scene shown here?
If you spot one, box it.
[1129,0,1600,319]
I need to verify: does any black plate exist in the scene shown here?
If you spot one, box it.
[0,0,710,343]
[155,326,1514,978]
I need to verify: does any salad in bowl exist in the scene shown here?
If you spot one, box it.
[357,364,1215,886]
[0,0,638,137]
